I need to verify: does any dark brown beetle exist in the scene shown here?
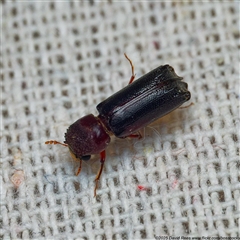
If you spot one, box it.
[46,54,191,196]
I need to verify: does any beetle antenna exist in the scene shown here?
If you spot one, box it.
[45,140,68,147]
[124,53,136,84]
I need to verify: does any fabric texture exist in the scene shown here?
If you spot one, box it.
[1,1,239,239]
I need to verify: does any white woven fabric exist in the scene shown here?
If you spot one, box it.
[1,1,239,239]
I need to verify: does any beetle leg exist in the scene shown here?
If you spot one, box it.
[179,102,194,109]
[124,53,136,84]
[75,159,82,176]
[94,150,106,197]
[45,140,68,147]
[68,150,83,176]
[127,132,142,139]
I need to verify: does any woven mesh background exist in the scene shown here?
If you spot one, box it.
[1,1,239,239]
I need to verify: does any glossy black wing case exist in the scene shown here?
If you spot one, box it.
[97,65,191,138]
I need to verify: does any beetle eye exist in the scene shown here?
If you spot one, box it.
[81,155,91,161]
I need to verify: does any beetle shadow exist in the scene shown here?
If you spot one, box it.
[145,109,189,138]
[110,108,191,164]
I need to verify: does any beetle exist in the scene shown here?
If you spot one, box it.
[46,54,191,196]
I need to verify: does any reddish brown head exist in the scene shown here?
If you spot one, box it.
[64,114,111,160]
